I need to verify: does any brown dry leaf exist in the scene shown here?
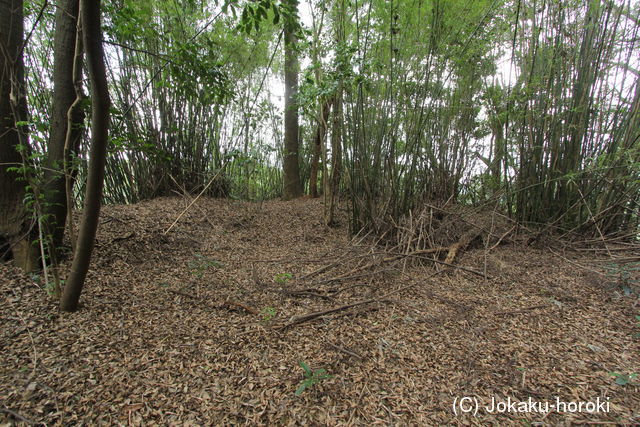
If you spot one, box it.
[0,197,638,425]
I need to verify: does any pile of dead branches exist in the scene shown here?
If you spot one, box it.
[272,203,519,329]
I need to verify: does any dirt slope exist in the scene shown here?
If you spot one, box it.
[1,197,639,425]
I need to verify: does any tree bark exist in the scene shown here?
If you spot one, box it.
[60,0,110,312]
[43,0,84,251]
[309,97,332,198]
[0,0,38,271]
[325,89,342,226]
[324,0,345,226]
[282,0,302,200]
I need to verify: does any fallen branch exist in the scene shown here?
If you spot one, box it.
[283,298,379,328]
[169,289,196,299]
[385,250,488,278]
[284,289,334,301]
[548,248,609,277]
[169,177,217,229]
[311,268,395,285]
[297,251,371,281]
[110,232,135,244]
[168,289,258,315]
[0,407,35,424]
[163,164,227,234]
[494,305,548,316]
[326,341,363,359]
[330,283,373,297]
[488,225,515,251]
[310,248,447,284]
[281,272,442,329]
[444,228,482,264]
[222,300,259,315]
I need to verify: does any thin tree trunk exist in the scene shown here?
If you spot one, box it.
[63,12,85,254]
[325,88,342,226]
[60,0,110,312]
[309,97,332,198]
[325,0,345,226]
[44,0,84,251]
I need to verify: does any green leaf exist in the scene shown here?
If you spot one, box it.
[610,372,637,386]
[257,5,267,20]
[299,361,312,376]
[295,382,307,396]
[615,376,629,386]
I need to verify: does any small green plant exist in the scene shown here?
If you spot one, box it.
[609,372,639,386]
[46,278,64,297]
[8,144,65,300]
[189,253,224,278]
[604,262,640,294]
[260,306,277,322]
[274,272,293,284]
[295,361,333,396]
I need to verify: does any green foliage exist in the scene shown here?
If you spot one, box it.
[274,272,293,284]
[189,254,224,278]
[7,143,46,184]
[604,262,640,294]
[6,142,66,298]
[260,306,277,322]
[46,278,64,298]
[167,37,233,104]
[235,0,279,34]
[20,0,640,240]
[609,372,639,386]
[295,361,333,396]
[233,0,304,37]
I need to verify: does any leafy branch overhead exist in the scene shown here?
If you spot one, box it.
[223,0,304,35]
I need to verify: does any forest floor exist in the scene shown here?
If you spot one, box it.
[1,197,639,425]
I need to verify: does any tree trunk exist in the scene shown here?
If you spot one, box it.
[60,0,110,312]
[325,0,345,225]
[43,0,84,251]
[282,0,302,200]
[309,97,332,198]
[0,0,38,271]
[325,89,342,226]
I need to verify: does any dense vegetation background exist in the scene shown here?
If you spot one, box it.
[1,0,639,305]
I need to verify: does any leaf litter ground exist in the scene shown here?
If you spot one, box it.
[1,197,639,425]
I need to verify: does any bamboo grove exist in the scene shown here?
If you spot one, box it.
[5,0,640,264]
